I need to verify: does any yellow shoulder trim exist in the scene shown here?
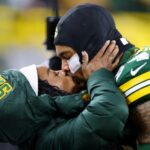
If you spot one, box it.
[127,86,150,104]
[119,71,150,92]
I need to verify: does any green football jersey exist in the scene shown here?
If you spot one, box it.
[115,46,150,106]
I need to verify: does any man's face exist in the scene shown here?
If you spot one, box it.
[55,45,85,81]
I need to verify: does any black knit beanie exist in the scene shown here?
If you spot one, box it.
[54,3,133,61]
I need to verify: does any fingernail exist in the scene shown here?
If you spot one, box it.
[106,40,110,44]
[81,51,85,55]
[111,40,116,44]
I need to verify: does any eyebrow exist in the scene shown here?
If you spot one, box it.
[57,51,67,57]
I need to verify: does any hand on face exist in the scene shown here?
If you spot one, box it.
[81,40,122,80]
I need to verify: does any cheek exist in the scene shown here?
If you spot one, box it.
[60,79,76,93]
[74,69,84,79]
[49,79,67,92]
[48,75,61,88]
[49,77,77,93]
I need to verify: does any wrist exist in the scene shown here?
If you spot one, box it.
[82,64,94,80]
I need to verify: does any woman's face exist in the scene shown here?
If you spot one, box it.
[37,66,82,93]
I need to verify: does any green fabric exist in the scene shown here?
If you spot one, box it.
[137,144,150,150]
[0,70,85,144]
[32,68,128,150]
[114,46,150,149]
[115,46,150,106]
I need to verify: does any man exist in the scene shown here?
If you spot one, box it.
[19,41,128,150]
[54,3,150,150]
[0,64,89,145]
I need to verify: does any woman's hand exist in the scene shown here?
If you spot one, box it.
[81,40,122,80]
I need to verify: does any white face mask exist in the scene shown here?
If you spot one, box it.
[67,53,81,74]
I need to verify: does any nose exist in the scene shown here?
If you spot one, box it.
[61,59,70,72]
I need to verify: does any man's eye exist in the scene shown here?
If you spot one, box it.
[60,54,72,60]
[62,56,71,60]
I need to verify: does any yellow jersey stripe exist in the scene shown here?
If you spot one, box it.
[127,86,150,104]
[119,71,150,92]
[125,80,150,96]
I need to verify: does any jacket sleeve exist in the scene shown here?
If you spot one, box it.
[35,68,129,150]
[82,68,128,139]
[53,92,87,116]
[31,91,86,119]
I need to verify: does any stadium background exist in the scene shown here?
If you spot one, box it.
[0,0,150,149]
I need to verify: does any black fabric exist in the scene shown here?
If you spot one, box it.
[54,3,133,61]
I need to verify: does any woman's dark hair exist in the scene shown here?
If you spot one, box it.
[38,78,69,96]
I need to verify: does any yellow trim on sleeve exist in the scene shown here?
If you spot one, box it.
[127,86,150,104]
[119,71,150,92]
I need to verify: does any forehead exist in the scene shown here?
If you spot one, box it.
[55,45,76,57]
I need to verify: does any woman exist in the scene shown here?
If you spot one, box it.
[0,63,87,145]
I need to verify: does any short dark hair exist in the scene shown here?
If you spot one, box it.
[38,78,69,96]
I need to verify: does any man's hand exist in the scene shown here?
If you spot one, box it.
[81,40,122,80]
